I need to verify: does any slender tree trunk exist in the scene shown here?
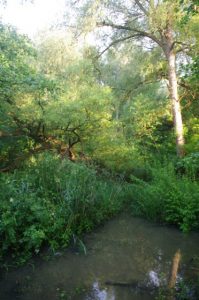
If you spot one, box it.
[167,51,185,157]
[163,24,185,157]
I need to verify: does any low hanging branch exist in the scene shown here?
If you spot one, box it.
[61,128,81,161]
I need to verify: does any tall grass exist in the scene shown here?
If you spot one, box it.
[0,152,124,264]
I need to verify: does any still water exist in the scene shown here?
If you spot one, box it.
[0,214,199,300]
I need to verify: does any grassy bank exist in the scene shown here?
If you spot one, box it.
[0,153,125,265]
[1,152,199,266]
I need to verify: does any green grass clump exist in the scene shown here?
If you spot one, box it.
[0,152,124,264]
[129,163,199,232]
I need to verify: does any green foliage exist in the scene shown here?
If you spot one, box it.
[0,23,55,168]
[179,57,199,154]
[130,163,199,232]
[0,0,199,269]
[0,152,124,264]
[0,23,35,101]
[176,152,199,177]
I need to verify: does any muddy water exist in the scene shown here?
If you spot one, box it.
[0,214,199,300]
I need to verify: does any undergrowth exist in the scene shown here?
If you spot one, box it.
[129,162,199,232]
[0,152,125,265]
[1,152,199,266]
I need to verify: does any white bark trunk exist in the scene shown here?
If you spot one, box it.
[167,52,185,157]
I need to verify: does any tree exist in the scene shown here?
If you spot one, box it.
[99,45,171,153]
[0,23,55,169]
[77,0,198,157]
[0,23,34,167]
[35,31,114,159]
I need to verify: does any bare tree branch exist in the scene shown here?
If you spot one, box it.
[97,21,163,48]
[135,0,149,16]
[97,34,142,57]
[97,21,136,31]
[111,78,161,94]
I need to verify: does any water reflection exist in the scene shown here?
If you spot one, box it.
[148,270,160,287]
[86,281,115,300]
[0,214,199,300]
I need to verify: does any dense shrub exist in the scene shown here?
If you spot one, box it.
[176,152,199,178]
[129,163,199,232]
[0,152,124,264]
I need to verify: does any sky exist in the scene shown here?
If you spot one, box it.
[0,0,67,37]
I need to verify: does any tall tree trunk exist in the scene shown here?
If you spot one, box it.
[163,24,185,157]
[167,51,185,157]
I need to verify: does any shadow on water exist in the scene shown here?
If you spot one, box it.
[0,214,199,300]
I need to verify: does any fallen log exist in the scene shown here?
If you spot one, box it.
[105,280,156,292]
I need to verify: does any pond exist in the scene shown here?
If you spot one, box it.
[0,214,199,300]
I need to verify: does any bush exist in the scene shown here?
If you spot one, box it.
[0,152,124,264]
[176,152,199,178]
[129,163,199,232]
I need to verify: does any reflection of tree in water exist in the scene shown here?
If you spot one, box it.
[167,249,181,300]
[86,249,183,300]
